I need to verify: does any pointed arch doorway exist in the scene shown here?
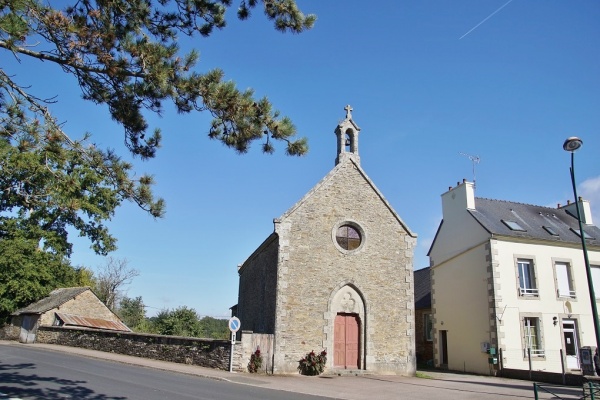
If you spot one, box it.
[328,284,366,370]
[334,313,360,368]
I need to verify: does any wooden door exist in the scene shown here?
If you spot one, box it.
[334,314,360,369]
[19,315,39,344]
[334,315,346,367]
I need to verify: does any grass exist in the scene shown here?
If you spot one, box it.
[416,371,434,379]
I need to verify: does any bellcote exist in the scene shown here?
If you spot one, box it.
[335,105,361,166]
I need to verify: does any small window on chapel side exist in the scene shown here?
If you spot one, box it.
[336,225,361,250]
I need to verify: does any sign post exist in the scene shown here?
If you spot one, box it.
[228,317,241,373]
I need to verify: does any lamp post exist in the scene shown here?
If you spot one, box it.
[563,137,600,357]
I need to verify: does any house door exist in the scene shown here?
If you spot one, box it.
[334,313,360,369]
[440,330,448,366]
[562,320,580,370]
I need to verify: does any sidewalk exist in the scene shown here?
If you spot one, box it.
[12,342,585,399]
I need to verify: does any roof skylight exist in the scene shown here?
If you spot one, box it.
[502,220,526,232]
[571,228,595,240]
[543,226,559,236]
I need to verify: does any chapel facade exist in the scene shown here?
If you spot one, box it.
[236,106,417,375]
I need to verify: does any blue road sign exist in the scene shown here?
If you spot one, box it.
[228,317,241,333]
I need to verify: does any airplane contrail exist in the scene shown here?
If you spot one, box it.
[459,0,514,40]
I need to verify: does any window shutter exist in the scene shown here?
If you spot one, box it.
[556,262,570,297]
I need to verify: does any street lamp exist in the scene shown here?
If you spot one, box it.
[563,137,600,358]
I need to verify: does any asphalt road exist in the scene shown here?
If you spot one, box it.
[0,344,330,400]
[1,342,591,400]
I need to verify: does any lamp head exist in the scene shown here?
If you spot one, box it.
[563,137,583,152]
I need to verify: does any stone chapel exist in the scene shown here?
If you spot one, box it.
[235,106,417,375]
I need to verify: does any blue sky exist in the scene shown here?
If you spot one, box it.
[6,1,600,318]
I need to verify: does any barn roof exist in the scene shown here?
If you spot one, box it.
[12,287,91,315]
[55,312,131,332]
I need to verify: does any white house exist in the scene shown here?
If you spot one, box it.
[428,180,600,378]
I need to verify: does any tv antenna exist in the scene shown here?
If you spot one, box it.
[460,152,480,188]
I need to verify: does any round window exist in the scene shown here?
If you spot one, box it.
[336,224,362,251]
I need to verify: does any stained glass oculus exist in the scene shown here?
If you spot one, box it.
[336,225,362,250]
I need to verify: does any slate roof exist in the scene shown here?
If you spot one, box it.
[468,198,600,247]
[414,267,431,310]
[12,287,91,315]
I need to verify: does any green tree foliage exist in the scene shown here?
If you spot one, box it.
[72,266,96,288]
[1,0,313,160]
[117,299,229,338]
[0,225,79,322]
[152,306,203,337]
[117,295,149,332]
[0,1,314,318]
[198,316,229,339]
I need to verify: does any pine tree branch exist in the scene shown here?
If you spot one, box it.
[0,40,145,78]
[0,69,164,218]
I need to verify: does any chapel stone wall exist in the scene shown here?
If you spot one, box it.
[273,161,416,375]
[237,235,279,334]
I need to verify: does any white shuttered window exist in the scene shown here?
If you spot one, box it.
[592,266,600,299]
[555,262,575,298]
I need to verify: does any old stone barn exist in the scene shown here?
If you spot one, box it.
[235,106,416,375]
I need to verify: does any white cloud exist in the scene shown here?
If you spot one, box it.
[580,175,600,225]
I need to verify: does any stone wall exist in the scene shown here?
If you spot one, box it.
[237,234,279,334]
[36,326,234,370]
[2,325,276,374]
[0,324,19,340]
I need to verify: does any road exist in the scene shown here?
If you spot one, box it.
[0,344,330,400]
[1,342,590,400]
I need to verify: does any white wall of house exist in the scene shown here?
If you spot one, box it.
[430,180,600,376]
[431,242,492,374]
[431,182,488,263]
[430,181,494,375]
[433,233,600,375]
[493,239,600,373]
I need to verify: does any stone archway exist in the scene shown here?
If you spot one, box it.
[326,284,367,370]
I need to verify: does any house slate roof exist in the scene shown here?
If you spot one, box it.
[468,198,600,247]
[414,267,431,310]
[12,287,91,315]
